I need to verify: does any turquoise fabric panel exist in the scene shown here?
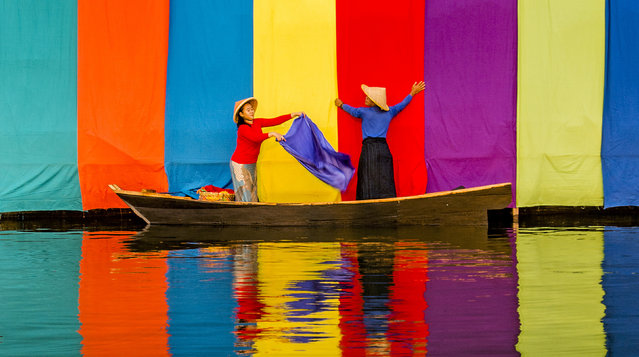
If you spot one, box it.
[0,1,81,212]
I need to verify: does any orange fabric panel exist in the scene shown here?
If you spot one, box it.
[78,232,169,355]
[78,0,169,209]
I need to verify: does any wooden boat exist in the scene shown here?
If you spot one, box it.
[109,183,511,227]
[109,182,512,227]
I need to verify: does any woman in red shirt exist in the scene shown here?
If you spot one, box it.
[230,97,302,202]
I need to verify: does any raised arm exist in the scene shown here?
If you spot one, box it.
[258,113,300,128]
[388,81,426,116]
[262,113,303,142]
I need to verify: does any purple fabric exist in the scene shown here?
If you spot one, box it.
[280,115,355,191]
[424,0,517,206]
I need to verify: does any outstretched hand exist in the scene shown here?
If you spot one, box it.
[410,81,426,96]
[291,112,304,118]
[269,132,286,142]
[334,98,343,108]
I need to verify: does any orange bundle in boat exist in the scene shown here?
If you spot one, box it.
[197,186,235,202]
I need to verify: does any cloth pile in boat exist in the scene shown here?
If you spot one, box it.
[280,114,354,191]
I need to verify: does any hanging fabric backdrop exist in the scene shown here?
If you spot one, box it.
[0,0,81,212]
[424,0,517,207]
[77,0,169,210]
[516,0,605,207]
[165,0,252,197]
[602,2,639,208]
[336,0,427,201]
[3,0,639,211]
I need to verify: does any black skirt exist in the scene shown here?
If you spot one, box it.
[356,137,396,200]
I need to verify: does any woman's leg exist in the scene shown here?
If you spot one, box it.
[230,161,259,202]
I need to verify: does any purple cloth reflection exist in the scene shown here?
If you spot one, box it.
[280,115,355,191]
[424,0,517,206]
[424,231,520,356]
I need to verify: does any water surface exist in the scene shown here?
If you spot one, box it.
[1,225,637,355]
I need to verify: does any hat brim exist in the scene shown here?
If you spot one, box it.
[361,84,389,111]
[233,97,258,123]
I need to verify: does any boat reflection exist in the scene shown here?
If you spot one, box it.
[123,224,506,252]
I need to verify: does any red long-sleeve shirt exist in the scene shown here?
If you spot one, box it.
[230,114,291,164]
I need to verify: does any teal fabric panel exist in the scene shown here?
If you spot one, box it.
[0,1,81,212]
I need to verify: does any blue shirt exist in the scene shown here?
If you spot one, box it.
[341,94,413,139]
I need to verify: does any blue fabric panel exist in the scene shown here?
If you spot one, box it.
[602,227,639,353]
[165,0,253,194]
[167,248,236,355]
[602,2,639,207]
[0,1,81,212]
[280,115,355,191]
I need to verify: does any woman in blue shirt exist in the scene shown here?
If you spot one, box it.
[335,81,425,200]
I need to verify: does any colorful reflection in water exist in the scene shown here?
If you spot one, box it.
[516,228,606,356]
[1,225,638,355]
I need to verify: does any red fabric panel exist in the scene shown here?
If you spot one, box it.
[336,0,427,200]
[78,0,169,209]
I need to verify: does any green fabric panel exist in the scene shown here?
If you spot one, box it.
[516,1,605,206]
[516,228,606,355]
[0,1,81,212]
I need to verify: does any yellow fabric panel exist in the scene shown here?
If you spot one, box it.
[516,228,606,355]
[255,243,341,356]
[253,0,340,203]
[516,1,605,207]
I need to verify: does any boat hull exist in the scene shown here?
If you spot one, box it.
[110,183,512,227]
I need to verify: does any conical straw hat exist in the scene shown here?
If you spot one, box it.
[233,97,258,123]
[361,84,389,111]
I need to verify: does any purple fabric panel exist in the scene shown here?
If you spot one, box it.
[280,115,355,191]
[424,0,517,204]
